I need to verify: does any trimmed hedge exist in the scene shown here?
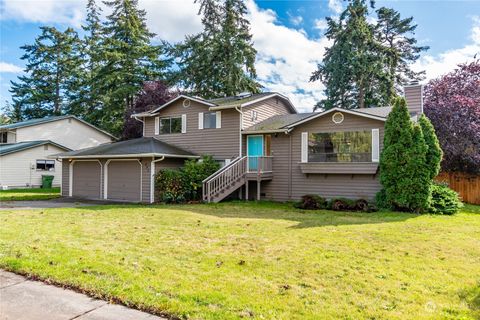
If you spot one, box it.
[296,195,377,212]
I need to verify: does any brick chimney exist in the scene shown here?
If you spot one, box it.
[403,83,424,116]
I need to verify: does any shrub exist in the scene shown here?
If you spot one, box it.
[295,195,327,210]
[182,155,220,201]
[418,114,443,180]
[429,182,463,215]
[155,169,186,203]
[329,198,355,211]
[375,188,391,209]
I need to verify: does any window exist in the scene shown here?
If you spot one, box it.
[203,112,217,129]
[0,132,7,143]
[36,160,55,171]
[308,131,372,162]
[159,116,182,134]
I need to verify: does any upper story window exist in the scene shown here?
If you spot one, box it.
[159,116,182,134]
[36,159,55,171]
[204,112,217,129]
[308,131,372,163]
[0,131,7,143]
[199,111,221,129]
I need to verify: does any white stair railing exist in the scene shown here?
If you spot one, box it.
[202,157,247,202]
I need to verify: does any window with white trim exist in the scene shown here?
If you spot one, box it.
[203,112,217,129]
[308,131,373,162]
[36,160,55,171]
[159,116,182,134]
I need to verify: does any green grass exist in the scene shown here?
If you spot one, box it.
[0,202,479,319]
[0,187,60,201]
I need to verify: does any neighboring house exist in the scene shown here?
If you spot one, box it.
[56,85,423,203]
[0,115,115,189]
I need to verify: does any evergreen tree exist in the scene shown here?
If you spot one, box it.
[95,0,170,135]
[311,1,427,110]
[173,0,261,98]
[9,27,84,119]
[310,0,389,110]
[418,114,443,180]
[375,7,429,96]
[379,97,414,210]
[81,0,104,117]
[405,124,430,212]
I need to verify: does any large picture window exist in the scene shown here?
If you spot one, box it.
[36,160,55,171]
[159,116,182,134]
[308,131,372,162]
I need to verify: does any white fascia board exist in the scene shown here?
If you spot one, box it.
[56,153,199,159]
[149,95,216,114]
[286,108,386,129]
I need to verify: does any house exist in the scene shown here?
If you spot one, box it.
[56,85,423,203]
[0,115,115,189]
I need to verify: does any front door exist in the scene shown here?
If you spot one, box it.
[247,135,264,170]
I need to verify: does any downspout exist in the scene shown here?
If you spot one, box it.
[234,106,243,157]
[150,156,165,203]
[133,116,146,137]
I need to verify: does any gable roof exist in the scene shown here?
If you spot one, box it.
[54,137,198,159]
[132,92,297,117]
[243,107,390,134]
[0,115,117,140]
[0,140,70,156]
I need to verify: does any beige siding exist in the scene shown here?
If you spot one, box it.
[144,99,241,159]
[0,144,65,188]
[242,97,292,129]
[16,118,113,150]
[260,112,385,201]
[404,85,423,115]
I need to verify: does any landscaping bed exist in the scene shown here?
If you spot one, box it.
[0,202,479,319]
[0,187,61,201]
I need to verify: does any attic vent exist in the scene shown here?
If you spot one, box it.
[183,98,191,108]
[332,112,344,124]
[236,92,251,99]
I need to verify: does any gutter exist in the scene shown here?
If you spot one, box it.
[56,153,199,159]
[150,156,165,203]
[235,106,243,156]
[133,116,146,136]
[241,129,291,135]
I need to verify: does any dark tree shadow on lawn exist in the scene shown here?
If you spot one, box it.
[74,200,419,229]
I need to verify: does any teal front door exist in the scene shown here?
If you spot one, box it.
[247,135,264,170]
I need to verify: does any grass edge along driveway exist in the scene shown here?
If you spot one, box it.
[0,202,479,320]
[0,187,60,201]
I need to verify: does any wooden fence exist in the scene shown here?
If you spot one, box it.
[435,172,480,205]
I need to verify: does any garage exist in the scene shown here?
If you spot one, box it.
[106,160,142,202]
[71,161,102,199]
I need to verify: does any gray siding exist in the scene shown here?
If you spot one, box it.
[242,97,292,129]
[107,160,141,202]
[72,161,102,199]
[144,99,241,160]
[260,112,385,201]
[404,85,423,115]
[62,161,69,196]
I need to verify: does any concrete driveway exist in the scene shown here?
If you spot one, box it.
[0,198,108,210]
[0,270,164,320]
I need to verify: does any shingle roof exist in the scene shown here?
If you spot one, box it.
[0,140,70,156]
[55,137,198,158]
[355,106,392,118]
[207,92,275,107]
[243,113,316,132]
[0,115,116,139]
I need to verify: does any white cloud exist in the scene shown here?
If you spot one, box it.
[287,12,303,26]
[246,0,330,112]
[0,62,23,73]
[328,0,343,14]
[1,0,85,27]
[313,19,328,32]
[413,16,480,80]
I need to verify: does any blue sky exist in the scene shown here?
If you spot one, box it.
[1,0,479,112]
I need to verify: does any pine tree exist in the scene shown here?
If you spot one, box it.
[173,0,261,98]
[375,7,429,96]
[418,114,443,180]
[9,27,84,119]
[81,0,104,118]
[95,0,170,135]
[311,1,427,111]
[310,0,389,110]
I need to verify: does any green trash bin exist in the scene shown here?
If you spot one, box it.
[41,175,54,188]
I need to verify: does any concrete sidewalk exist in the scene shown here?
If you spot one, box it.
[0,271,165,320]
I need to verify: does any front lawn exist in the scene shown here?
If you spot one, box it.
[0,187,60,201]
[0,202,479,319]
